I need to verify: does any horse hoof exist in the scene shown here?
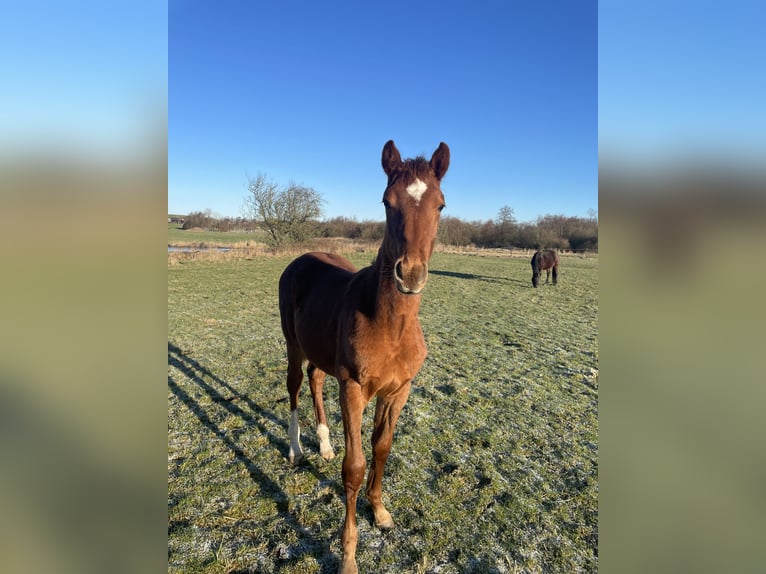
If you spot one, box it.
[374,509,394,530]
[289,451,303,465]
[320,448,336,460]
[338,557,358,574]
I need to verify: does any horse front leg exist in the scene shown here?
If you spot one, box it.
[366,382,411,530]
[338,380,366,574]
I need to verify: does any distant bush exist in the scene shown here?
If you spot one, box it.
[182,210,214,230]
[358,221,383,242]
[322,217,363,239]
[180,210,258,232]
[437,216,474,246]
[320,218,384,242]
[568,230,598,251]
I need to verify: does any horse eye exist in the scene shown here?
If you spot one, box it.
[438,204,446,212]
[382,199,391,209]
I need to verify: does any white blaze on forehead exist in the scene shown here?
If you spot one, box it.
[405,178,428,203]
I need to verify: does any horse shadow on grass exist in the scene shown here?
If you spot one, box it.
[430,269,527,286]
[167,341,342,573]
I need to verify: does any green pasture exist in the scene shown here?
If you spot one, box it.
[168,223,268,247]
[168,252,598,573]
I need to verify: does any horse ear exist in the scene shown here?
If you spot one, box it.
[381,140,402,177]
[430,142,450,181]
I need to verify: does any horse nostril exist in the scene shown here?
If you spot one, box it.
[394,260,402,280]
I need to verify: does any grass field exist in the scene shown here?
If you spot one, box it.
[168,252,598,573]
[168,223,268,247]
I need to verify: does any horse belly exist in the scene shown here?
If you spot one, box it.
[280,252,356,376]
[293,298,340,376]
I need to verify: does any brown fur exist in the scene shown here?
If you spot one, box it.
[531,249,559,287]
[278,140,449,574]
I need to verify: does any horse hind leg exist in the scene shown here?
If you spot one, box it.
[286,346,305,464]
[308,363,335,460]
[552,265,558,285]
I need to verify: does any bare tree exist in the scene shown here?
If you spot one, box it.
[243,174,324,247]
[496,205,517,246]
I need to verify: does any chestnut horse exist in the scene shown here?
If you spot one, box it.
[531,249,559,287]
[278,140,449,574]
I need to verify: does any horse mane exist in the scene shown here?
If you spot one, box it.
[387,155,432,182]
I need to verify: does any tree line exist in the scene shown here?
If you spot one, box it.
[320,213,597,252]
[180,210,258,232]
[177,174,597,251]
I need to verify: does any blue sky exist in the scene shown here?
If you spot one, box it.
[169,1,597,222]
[599,1,766,167]
[3,2,761,222]
[1,1,166,159]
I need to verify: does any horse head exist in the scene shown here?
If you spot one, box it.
[380,140,450,294]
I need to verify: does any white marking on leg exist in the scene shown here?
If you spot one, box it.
[316,423,335,460]
[288,409,302,464]
[405,178,427,203]
[374,506,394,529]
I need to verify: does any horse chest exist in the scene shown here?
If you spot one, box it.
[343,319,426,386]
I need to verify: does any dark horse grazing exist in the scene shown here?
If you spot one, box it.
[278,140,449,574]
[531,249,559,287]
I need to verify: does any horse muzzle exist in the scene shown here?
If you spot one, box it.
[394,258,428,294]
